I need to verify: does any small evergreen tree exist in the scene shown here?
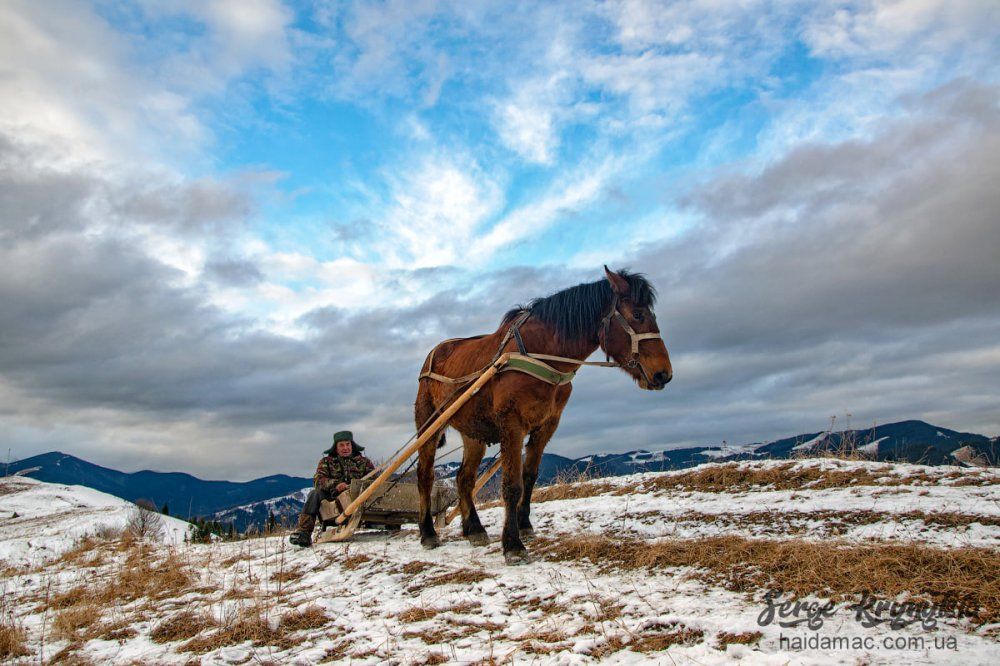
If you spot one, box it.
[161,502,169,516]
[266,509,277,534]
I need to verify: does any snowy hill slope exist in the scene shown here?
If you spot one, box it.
[1,459,998,664]
[0,476,191,568]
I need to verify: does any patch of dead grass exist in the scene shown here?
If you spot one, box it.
[180,609,292,654]
[150,611,217,643]
[629,621,704,652]
[716,630,763,649]
[402,625,480,644]
[633,509,1000,537]
[0,623,30,659]
[531,463,998,504]
[537,534,1000,623]
[52,604,99,641]
[340,553,373,570]
[396,606,439,623]
[279,605,329,632]
[271,569,303,584]
[510,594,569,615]
[401,560,436,575]
[408,568,490,593]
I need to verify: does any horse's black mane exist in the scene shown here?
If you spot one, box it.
[502,270,657,341]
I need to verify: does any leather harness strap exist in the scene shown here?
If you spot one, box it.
[420,299,663,387]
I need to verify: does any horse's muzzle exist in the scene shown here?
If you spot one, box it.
[649,371,672,390]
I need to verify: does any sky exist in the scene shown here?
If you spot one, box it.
[1,0,998,481]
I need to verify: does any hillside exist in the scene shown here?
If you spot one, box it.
[1,459,997,664]
[0,476,191,568]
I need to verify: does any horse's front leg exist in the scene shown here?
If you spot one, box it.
[519,421,555,538]
[457,435,489,546]
[520,387,570,538]
[499,424,529,564]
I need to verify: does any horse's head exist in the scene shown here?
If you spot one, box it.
[601,266,672,391]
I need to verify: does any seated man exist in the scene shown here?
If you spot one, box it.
[289,430,375,547]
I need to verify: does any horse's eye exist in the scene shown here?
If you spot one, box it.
[633,310,644,322]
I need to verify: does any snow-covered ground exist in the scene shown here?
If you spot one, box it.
[1,459,997,664]
[0,476,191,568]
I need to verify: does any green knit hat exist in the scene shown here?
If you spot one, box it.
[333,430,353,444]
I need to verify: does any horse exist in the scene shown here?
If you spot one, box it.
[413,267,672,564]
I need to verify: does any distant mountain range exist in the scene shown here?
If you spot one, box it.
[3,452,311,519]
[8,420,995,532]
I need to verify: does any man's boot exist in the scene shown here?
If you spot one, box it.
[289,513,315,547]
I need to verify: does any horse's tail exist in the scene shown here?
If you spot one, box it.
[415,346,448,451]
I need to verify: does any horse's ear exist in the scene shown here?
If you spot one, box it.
[604,265,630,297]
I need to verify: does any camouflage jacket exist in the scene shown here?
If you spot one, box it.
[314,453,375,493]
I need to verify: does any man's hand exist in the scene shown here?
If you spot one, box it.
[336,482,349,493]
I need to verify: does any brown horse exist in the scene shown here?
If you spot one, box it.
[413,267,672,563]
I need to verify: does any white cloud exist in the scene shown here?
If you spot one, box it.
[375,154,504,268]
[495,88,559,164]
[470,154,621,262]
[802,0,995,62]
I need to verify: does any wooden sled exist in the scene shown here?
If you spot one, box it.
[314,479,457,544]
[316,355,509,543]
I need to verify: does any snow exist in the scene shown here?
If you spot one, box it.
[793,433,827,451]
[859,436,888,454]
[0,476,192,567]
[223,487,312,514]
[1,460,997,665]
[699,443,760,459]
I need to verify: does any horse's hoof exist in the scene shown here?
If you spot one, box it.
[467,532,490,547]
[504,550,532,566]
[421,536,441,550]
[519,527,535,540]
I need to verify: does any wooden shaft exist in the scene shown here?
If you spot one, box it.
[335,355,508,524]
[444,454,504,525]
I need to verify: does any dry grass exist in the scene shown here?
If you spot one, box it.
[340,553,373,570]
[279,605,329,632]
[629,621,704,652]
[510,594,569,615]
[49,585,91,610]
[530,462,998,504]
[180,606,291,654]
[537,534,1000,623]
[532,479,619,503]
[54,537,104,567]
[0,623,29,660]
[630,508,1000,537]
[52,604,99,641]
[520,628,570,655]
[400,560,437,575]
[396,606,440,623]
[409,568,490,592]
[402,625,480,643]
[150,611,217,644]
[716,630,763,649]
[270,568,303,584]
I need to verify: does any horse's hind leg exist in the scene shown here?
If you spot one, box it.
[415,382,443,549]
[457,435,489,546]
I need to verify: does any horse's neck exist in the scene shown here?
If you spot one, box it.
[517,321,599,363]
